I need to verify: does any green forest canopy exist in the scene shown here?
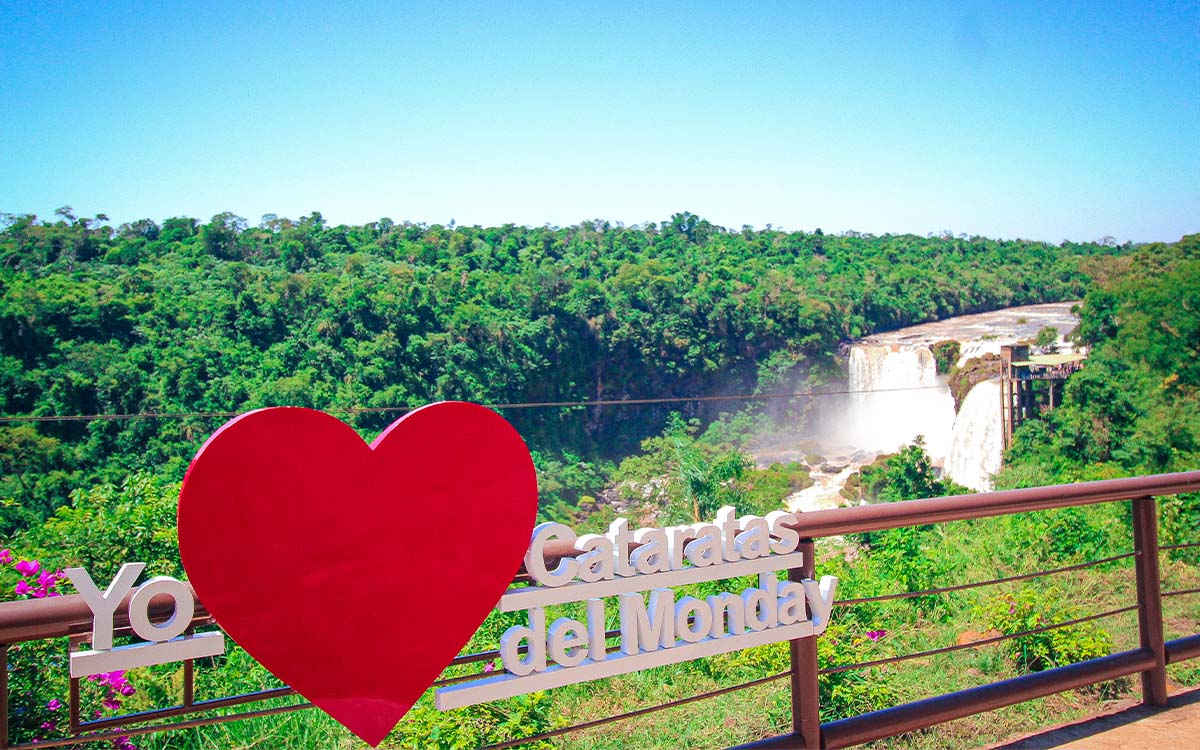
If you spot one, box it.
[0,208,1134,531]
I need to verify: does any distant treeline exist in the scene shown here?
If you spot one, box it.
[0,208,1128,531]
[996,233,1200,496]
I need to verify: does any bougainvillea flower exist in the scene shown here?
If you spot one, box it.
[14,580,32,596]
[14,559,40,577]
[866,629,888,642]
[0,548,12,564]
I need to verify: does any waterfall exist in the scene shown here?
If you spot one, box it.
[833,344,956,459]
[944,379,1003,491]
[750,303,1082,503]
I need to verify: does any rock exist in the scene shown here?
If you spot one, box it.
[956,629,1002,645]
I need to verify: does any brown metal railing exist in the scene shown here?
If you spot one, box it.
[1,470,1198,749]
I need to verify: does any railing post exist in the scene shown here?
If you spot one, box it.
[1131,495,1168,706]
[789,539,821,748]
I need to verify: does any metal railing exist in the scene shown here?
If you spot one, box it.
[2,470,1198,749]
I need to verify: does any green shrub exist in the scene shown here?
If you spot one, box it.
[1160,493,1199,564]
[978,587,1113,672]
[931,341,961,374]
[390,691,562,749]
[817,622,900,721]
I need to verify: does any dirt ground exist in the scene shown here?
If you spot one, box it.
[989,685,1200,749]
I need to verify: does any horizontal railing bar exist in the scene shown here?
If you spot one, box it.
[480,672,790,750]
[820,648,1154,749]
[731,648,1156,750]
[1163,587,1200,599]
[820,605,1138,675]
[773,472,1200,540]
[77,685,295,732]
[532,472,1200,567]
[8,700,314,750]
[1166,634,1200,664]
[1160,542,1200,551]
[433,670,497,688]
[835,552,1136,606]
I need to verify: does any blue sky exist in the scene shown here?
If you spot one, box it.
[1,1,1196,242]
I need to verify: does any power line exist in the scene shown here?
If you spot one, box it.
[0,385,948,425]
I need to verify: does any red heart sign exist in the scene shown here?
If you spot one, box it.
[178,403,538,746]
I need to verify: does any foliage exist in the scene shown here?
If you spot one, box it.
[1000,505,1125,567]
[612,414,806,524]
[995,236,1200,519]
[532,450,614,523]
[843,437,962,506]
[1034,325,1060,353]
[4,211,1194,748]
[816,622,901,720]
[0,545,138,748]
[931,340,960,374]
[947,354,1001,412]
[840,438,966,612]
[18,473,182,580]
[978,586,1113,673]
[1159,493,1200,565]
[736,462,812,517]
[390,692,562,749]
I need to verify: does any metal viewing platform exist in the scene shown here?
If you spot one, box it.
[1000,344,1087,449]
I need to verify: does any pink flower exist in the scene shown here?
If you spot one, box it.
[37,570,59,587]
[14,559,40,577]
[14,580,32,596]
[47,699,62,711]
[40,722,54,730]
[866,629,888,642]
[119,684,135,696]
[0,548,12,564]
[102,698,121,711]
[483,661,496,673]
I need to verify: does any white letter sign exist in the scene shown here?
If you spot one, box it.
[435,507,838,710]
[66,564,226,678]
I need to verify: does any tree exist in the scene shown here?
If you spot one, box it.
[201,212,247,259]
[1035,326,1059,353]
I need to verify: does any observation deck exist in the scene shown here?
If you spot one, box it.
[1000,344,1087,449]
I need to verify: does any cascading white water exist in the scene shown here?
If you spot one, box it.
[751,303,1081,510]
[943,379,1004,491]
[834,344,956,458]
